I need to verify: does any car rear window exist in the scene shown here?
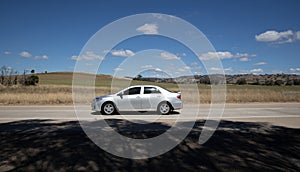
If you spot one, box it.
[144,87,161,94]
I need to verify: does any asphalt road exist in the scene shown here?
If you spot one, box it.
[0,103,299,128]
[1,103,299,171]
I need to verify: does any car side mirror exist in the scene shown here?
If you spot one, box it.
[117,92,123,99]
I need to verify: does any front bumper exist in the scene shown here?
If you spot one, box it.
[91,100,101,111]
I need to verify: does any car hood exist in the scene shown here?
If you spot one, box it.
[96,94,114,99]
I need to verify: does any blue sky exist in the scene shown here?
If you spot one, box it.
[1,0,300,76]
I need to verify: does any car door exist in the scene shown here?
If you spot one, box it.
[141,86,162,110]
[115,86,142,111]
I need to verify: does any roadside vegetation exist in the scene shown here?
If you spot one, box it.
[0,72,299,105]
[1,66,39,86]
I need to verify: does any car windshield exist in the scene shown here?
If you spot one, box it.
[124,87,141,95]
[116,87,141,95]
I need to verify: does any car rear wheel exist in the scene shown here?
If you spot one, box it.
[157,102,171,115]
[101,102,116,115]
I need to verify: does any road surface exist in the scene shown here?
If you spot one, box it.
[1,103,299,171]
[0,103,299,128]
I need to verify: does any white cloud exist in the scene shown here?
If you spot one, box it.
[85,63,94,66]
[154,68,162,72]
[136,23,158,34]
[255,30,292,42]
[235,53,256,58]
[190,62,198,66]
[19,51,32,58]
[178,66,191,72]
[224,67,234,73]
[255,30,300,44]
[110,49,135,57]
[42,55,48,59]
[70,56,79,60]
[24,68,32,72]
[160,52,180,60]
[296,31,300,40]
[4,51,11,55]
[176,53,187,57]
[199,51,233,60]
[290,68,300,72]
[113,68,123,72]
[70,51,104,61]
[184,66,191,70]
[250,68,263,73]
[19,51,48,60]
[199,51,256,61]
[194,71,202,75]
[254,62,267,66]
[239,57,250,62]
[34,55,48,60]
[140,65,153,69]
[209,67,233,73]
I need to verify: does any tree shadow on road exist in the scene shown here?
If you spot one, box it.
[0,119,299,171]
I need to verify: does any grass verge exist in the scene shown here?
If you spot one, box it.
[0,84,299,105]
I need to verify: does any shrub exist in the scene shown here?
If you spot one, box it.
[24,75,39,86]
[294,79,300,85]
[236,78,247,85]
[274,79,283,86]
[265,80,274,86]
[286,79,294,86]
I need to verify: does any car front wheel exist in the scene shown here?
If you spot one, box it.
[101,102,116,115]
[157,102,171,115]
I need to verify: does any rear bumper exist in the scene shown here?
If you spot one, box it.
[172,101,183,110]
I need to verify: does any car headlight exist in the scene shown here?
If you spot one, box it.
[95,97,102,101]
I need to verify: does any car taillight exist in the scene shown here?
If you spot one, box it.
[177,95,181,99]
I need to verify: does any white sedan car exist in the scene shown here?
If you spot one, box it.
[92,85,182,115]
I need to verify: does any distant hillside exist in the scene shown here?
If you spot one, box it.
[135,74,300,86]
[38,72,114,86]
[35,72,300,86]
[225,74,300,85]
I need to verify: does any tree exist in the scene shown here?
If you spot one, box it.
[294,79,300,85]
[236,78,247,85]
[134,74,142,80]
[274,79,283,86]
[0,66,15,86]
[31,69,35,74]
[286,78,294,86]
[200,76,210,84]
[13,71,18,85]
[0,66,6,85]
[24,75,39,86]
[265,80,274,86]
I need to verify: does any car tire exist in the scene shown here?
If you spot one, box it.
[157,102,171,115]
[101,102,116,115]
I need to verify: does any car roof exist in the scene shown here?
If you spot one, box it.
[130,85,160,87]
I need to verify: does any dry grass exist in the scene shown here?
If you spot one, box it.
[197,86,300,103]
[0,84,299,105]
[0,92,72,105]
[0,85,110,105]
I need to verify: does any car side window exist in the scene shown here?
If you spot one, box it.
[124,87,141,95]
[144,87,161,94]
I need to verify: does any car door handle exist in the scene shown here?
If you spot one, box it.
[136,96,141,98]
